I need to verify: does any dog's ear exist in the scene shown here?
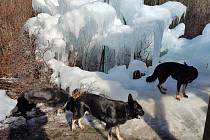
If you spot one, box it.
[128,94,133,103]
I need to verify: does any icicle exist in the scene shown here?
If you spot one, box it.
[44,0,58,15]
[152,22,164,66]
[130,47,135,63]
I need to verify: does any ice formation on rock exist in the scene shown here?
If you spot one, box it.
[25,0,187,71]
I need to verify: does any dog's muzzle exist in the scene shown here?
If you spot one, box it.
[137,115,142,119]
[137,110,144,119]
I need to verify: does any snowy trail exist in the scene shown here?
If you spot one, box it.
[1,59,209,139]
[80,81,209,139]
[119,82,209,140]
[0,75,209,139]
[48,59,210,139]
[76,72,209,139]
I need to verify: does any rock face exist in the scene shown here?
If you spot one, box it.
[0,117,27,130]
[144,0,210,38]
[0,116,27,140]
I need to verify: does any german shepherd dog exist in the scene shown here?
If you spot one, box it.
[65,93,144,140]
[146,62,198,100]
[10,88,69,118]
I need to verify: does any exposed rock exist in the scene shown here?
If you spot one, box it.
[133,70,145,79]
[23,88,69,107]
[10,88,69,119]
[27,115,48,127]
[0,117,26,129]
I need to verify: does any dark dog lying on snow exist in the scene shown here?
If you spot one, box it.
[65,93,144,140]
[10,88,69,118]
[146,62,198,100]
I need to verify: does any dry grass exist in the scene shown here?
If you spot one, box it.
[0,0,53,94]
[0,0,33,76]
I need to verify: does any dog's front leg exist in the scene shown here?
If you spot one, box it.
[160,84,167,91]
[182,84,188,98]
[108,128,112,140]
[72,119,78,130]
[157,84,166,94]
[115,126,124,140]
[78,118,85,129]
[176,82,182,100]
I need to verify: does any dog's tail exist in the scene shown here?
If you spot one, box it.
[146,69,158,82]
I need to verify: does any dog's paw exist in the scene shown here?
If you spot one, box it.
[78,122,85,130]
[79,125,85,130]
[69,127,73,131]
[160,90,166,94]
[67,122,73,131]
[161,91,166,94]
[183,94,188,98]
[157,85,167,94]
[176,95,181,101]
[72,124,77,131]
[117,137,124,140]
[78,119,85,130]
[162,87,167,91]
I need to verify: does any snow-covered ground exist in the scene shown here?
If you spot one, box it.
[47,59,210,139]
[120,84,209,139]
[120,72,210,139]
[1,0,210,139]
[0,90,17,121]
[1,60,208,139]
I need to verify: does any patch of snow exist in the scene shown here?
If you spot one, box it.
[0,90,17,121]
[161,24,210,72]
[202,23,210,36]
[47,58,209,139]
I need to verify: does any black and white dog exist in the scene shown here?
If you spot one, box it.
[65,93,144,140]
